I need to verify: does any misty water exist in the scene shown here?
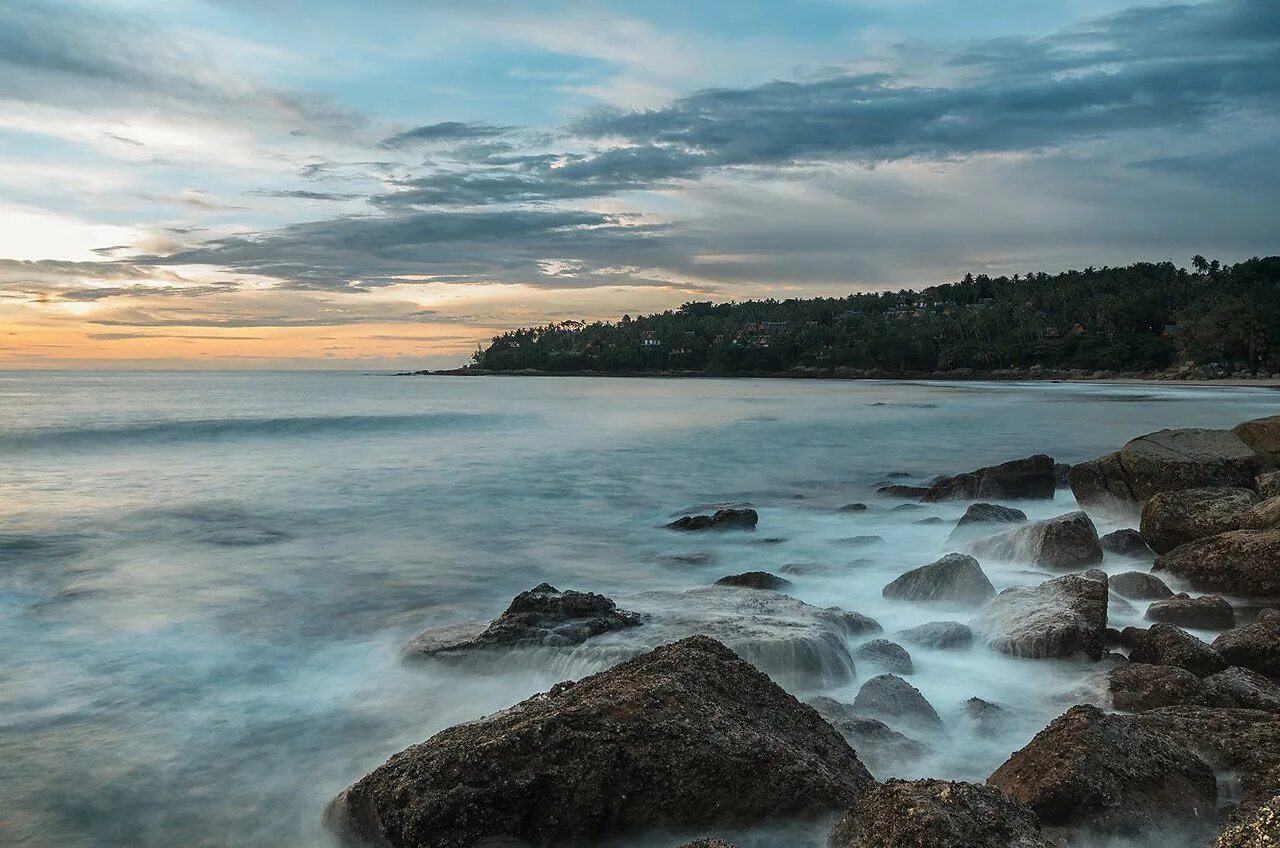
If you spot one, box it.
[3,372,1279,848]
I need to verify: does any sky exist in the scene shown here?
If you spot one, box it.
[1,0,1277,370]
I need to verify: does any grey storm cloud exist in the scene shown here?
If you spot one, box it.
[381,121,514,149]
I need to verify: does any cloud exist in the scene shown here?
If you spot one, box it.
[249,189,363,201]
[381,121,513,148]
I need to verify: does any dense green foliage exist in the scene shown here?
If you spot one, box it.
[473,257,1280,375]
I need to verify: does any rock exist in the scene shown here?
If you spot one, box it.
[328,637,875,848]
[1204,666,1280,711]
[828,779,1056,848]
[1070,428,1272,510]
[1108,663,1216,711]
[896,621,973,649]
[914,516,945,525]
[877,485,928,499]
[852,674,943,729]
[1140,486,1258,553]
[835,609,884,636]
[1146,593,1236,630]
[1110,570,1174,599]
[1155,529,1280,597]
[967,511,1103,568]
[948,503,1027,541]
[882,553,996,606]
[1242,495,1280,530]
[1129,622,1228,676]
[853,639,913,675]
[839,535,885,546]
[404,583,644,659]
[839,502,868,512]
[1234,415,1280,459]
[1117,625,1148,650]
[891,503,923,512]
[973,573,1109,660]
[1215,794,1280,848]
[1055,462,1072,489]
[1256,470,1280,499]
[922,454,1057,502]
[676,841,736,848]
[667,508,759,531]
[987,704,1218,835]
[808,697,929,776]
[1213,609,1280,677]
[714,571,793,591]
[1101,528,1154,557]
[962,697,1006,737]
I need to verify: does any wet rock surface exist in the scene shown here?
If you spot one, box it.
[921,454,1057,502]
[1109,570,1173,599]
[714,571,793,591]
[828,779,1056,848]
[852,673,942,730]
[808,696,929,776]
[1213,609,1280,677]
[667,508,759,531]
[1146,593,1236,630]
[1129,623,1227,677]
[328,636,874,848]
[973,572,1108,660]
[1241,495,1280,530]
[896,620,974,649]
[882,552,996,606]
[853,639,913,675]
[877,484,929,499]
[1140,486,1258,553]
[1155,529,1280,597]
[968,511,1103,568]
[1100,528,1153,557]
[948,502,1027,541]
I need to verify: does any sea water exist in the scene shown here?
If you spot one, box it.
[2,372,1277,847]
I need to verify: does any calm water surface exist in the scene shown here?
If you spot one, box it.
[2,372,1278,847]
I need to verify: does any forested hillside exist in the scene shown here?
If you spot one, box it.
[471,257,1280,376]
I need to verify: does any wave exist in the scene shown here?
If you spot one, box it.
[0,412,486,451]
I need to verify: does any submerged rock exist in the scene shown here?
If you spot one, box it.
[987,704,1217,836]
[973,572,1108,660]
[1213,609,1280,677]
[839,502,868,512]
[853,639,913,675]
[714,571,793,591]
[921,454,1057,502]
[896,620,973,649]
[828,779,1056,848]
[1154,529,1280,597]
[962,697,1006,738]
[877,484,929,499]
[666,507,759,531]
[808,696,929,776]
[404,583,644,659]
[967,511,1103,568]
[328,636,875,848]
[882,552,995,606]
[948,502,1027,541]
[1129,622,1227,677]
[1146,593,1236,630]
[852,673,942,730]
[1139,486,1258,553]
[1101,528,1154,557]
[1109,570,1173,599]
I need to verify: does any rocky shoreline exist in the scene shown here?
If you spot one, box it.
[328,414,1280,848]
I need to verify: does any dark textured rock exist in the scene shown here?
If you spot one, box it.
[1204,666,1280,711]
[808,696,928,776]
[962,697,1006,737]
[1055,462,1072,489]
[987,704,1218,835]
[1215,793,1280,848]
[329,637,875,848]
[828,779,1055,848]
[404,583,644,658]
[1214,609,1280,677]
[1235,415,1280,459]
[1155,529,1280,597]
[1129,622,1227,677]
[877,484,928,499]
[922,454,1056,502]
[882,552,995,606]
[852,673,942,729]
[1140,486,1258,553]
[714,571,793,591]
[914,516,945,525]
[1256,470,1280,500]
[676,840,736,848]
[1108,663,1215,711]
[1146,593,1236,630]
[667,508,759,531]
[967,511,1103,568]
[835,609,883,636]
[839,502,868,512]
[896,620,973,649]
[1118,625,1148,650]
[1242,495,1280,531]
[853,639,913,675]
[948,502,1027,541]
[839,535,885,546]
[1101,528,1154,557]
[1110,570,1173,599]
[973,573,1109,660]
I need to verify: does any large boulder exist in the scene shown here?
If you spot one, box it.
[667,508,758,531]
[882,553,995,606]
[827,779,1056,848]
[1139,486,1258,554]
[967,511,1102,568]
[1234,415,1280,459]
[853,639,913,675]
[1101,528,1154,557]
[987,704,1218,835]
[1110,570,1173,600]
[973,573,1108,660]
[1070,427,1272,510]
[851,673,942,730]
[1205,666,1280,712]
[1242,495,1280,530]
[404,583,644,658]
[896,620,973,649]
[328,637,874,848]
[1146,593,1236,630]
[922,454,1056,502]
[1154,529,1280,597]
[1129,622,1227,677]
[1213,609,1280,677]
[948,503,1027,541]
[1109,664,1280,712]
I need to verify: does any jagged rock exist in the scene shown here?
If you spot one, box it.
[839,502,868,512]
[948,503,1027,541]
[987,704,1218,835]
[1155,529,1280,597]
[963,697,1006,737]
[404,583,644,658]
[1204,667,1280,711]
[1109,663,1217,711]
[877,485,929,499]
[1234,415,1280,459]
[1242,495,1280,530]
[967,511,1103,568]
[1140,486,1258,553]
[973,573,1108,660]
[808,697,929,776]
[852,674,943,729]
[1256,470,1280,499]
[667,508,759,531]
[328,637,875,848]
[1069,427,1272,509]
[1130,622,1228,676]
[922,454,1056,502]
[1110,570,1173,599]
[1055,463,1072,489]
[854,639,913,675]
[882,553,995,606]
[1101,528,1154,556]
[1216,793,1280,848]
[828,779,1056,848]
[714,571,793,591]
[896,620,973,649]
[1213,609,1280,677]
[1146,593,1236,630]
